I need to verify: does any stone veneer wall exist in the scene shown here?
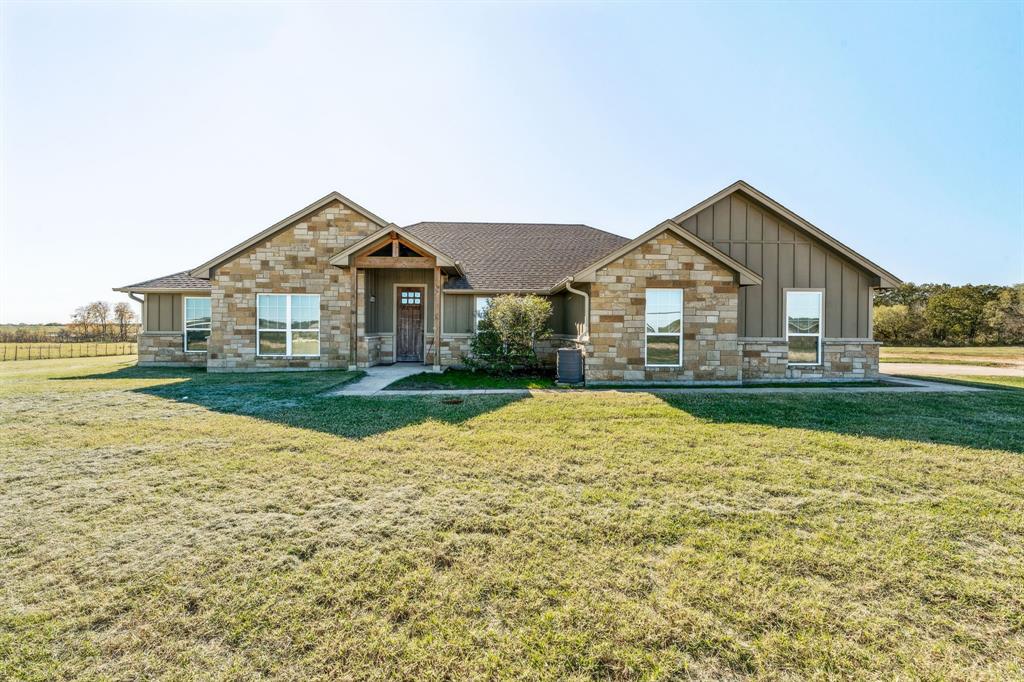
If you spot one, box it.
[207,200,380,372]
[740,338,880,380]
[138,332,207,367]
[585,230,741,383]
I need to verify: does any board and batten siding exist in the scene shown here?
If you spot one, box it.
[440,291,587,336]
[364,268,435,334]
[442,294,474,334]
[144,293,181,332]
[144,292,211,332]
[679,193,874,338]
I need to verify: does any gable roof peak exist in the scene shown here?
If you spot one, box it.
[188,190,389,279]
[672,181,902,287]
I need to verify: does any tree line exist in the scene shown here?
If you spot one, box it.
[0,301,139,343]
[874,283,1023,346]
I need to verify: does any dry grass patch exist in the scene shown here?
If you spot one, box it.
[2,357,1023,680]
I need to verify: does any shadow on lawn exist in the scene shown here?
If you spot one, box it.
[54,364,1024,452]
[54,365,527,440]
[656,389,1024,454]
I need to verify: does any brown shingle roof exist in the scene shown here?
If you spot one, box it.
[404,222,629,291]
[115,271,211,291]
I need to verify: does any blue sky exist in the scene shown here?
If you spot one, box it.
[1,1,1021,323]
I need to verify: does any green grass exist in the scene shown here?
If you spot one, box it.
[2,356,1023,680]
[386,368,557,390]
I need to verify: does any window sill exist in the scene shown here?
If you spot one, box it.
[256,355,321,359]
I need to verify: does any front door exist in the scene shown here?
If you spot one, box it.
[396,287,424,362]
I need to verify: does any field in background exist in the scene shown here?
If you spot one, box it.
[880,345,1023,367]
[0,324,67,336]
[2,356,1022,679]
[0,342,137,361]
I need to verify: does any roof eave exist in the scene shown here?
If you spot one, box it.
[685,181,902,287]
[327,224,460,269]
[113,287,212,294]
[568,220,762,287]
[189,191,389,279]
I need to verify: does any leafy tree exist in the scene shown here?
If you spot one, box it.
[983,284,1024,345]
[467,294,552,373]
[924,286,998,344]
[872,305,913,344]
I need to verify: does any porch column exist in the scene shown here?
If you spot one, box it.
[349,266,358,370]
[433,266,441,371]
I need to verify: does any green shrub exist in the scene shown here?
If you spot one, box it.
[465,295,552,374]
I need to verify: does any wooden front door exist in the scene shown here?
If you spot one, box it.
[396,287,424,362]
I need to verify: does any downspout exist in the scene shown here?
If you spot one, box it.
[128,293,144,334]
[563,277,590,342]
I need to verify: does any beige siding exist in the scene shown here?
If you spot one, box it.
[563,287,587,337]
[443,294,474,334]
[681,193,875,338]
[364,268,435,334]
[145,293,182,332]
[441,292,585,337]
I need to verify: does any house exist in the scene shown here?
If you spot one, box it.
[114,181,901,384]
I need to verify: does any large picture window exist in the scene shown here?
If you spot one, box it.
[786,290,823,365]
[645,288,683,367]
[183,297,211,353]
[257,294,320,357]
[474,296,492,330]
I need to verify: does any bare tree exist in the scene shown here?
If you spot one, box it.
[113,302,137,341]
[90,301,111,338]
[70,301,115,340]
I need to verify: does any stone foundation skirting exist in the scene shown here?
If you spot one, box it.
[739,338,880,381]
[138,333,207,367]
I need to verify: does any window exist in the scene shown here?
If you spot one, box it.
[256,294,320,356]
[398,242,423,257]
[474,296,492,330]
[400,290,422,305]
[645,289,683,366]
[184,297,211,352]
[786,290,823,365]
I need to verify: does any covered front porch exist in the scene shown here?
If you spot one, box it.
[330,225,462,370]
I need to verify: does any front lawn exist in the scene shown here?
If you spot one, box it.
[385,367,556,390]
[2,356,1023,679]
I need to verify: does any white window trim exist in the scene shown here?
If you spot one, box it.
[644,288,684,368]
[473,295,493,332]
[256,293,321,358]
[182,296,211,353]
[784,288,825,366]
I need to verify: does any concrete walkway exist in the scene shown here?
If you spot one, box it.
[327,373,984,397]
[329,364,433,396]
[881,362,1024,377]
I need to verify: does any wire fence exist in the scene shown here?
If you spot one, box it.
[0,342,138,362]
